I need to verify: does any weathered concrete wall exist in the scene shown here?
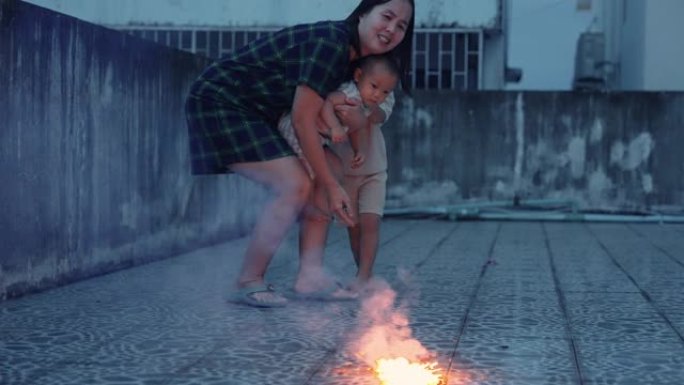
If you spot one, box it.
[0,1,266,299]
[386,91,684,211]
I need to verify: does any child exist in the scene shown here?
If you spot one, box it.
[277,54,397,179]
[278,54,400,295]
[331,55,400,293]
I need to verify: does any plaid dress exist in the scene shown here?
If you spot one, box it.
[185,20,352,174]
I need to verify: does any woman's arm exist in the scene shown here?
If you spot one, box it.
[291,85,354,225]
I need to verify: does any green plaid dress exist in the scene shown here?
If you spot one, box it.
[185,20,352,174]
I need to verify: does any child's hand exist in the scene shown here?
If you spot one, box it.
[351,152,365,169]
[335,98,365,128]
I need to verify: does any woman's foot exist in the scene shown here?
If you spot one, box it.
[293,272,357,300]
[231,281,288,308]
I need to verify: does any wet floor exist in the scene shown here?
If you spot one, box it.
[1,219,684,384]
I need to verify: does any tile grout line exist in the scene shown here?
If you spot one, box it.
[422,222,500,383]
[584,223,684,346]
[542,222,586,385]
[626,223,684,269]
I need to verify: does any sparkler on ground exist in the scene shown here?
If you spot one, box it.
[346,279,444,385]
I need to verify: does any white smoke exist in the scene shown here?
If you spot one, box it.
[346,279,433,367]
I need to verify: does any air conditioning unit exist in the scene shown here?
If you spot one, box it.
[573,32,605,90]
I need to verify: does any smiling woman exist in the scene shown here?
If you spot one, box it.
[356,0,412,56]
[184,0,415,308]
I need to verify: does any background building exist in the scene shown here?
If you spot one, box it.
[24,0,514,91]
[575,0,684,91]
[506,0,593,90]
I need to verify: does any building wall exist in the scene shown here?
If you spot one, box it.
[24,0,506,90]
[507,0,593,90]
[482,33,505,90]
[599,0,684,91]
[597,0,623,88]
[23,0,501,28]
[643,0,684,90]
[617,0,646,90]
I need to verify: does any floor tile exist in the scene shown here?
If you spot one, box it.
[577,340,684,385]
[4,219,684,385]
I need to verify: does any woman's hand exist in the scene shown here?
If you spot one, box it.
[325,182,355,226]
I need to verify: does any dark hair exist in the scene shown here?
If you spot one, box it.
[346,0,415,93]
[356,54,401,80]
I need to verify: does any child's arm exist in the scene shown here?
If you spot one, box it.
[347,120,369,169]
[373,91,395,124]
[351,92,394,169]
[366,105,387,125]
[321,91,350,143]
[334,97,368,135]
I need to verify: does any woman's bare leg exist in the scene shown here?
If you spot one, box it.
[294,149,343,293]
[230,156,311,302]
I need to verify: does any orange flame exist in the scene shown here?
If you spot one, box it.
[375,357,443,385]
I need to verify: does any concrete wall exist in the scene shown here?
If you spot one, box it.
[0,1,266,299]
[3,1,684,301]
[385,91,684,211]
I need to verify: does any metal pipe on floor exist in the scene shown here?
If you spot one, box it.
[385,198,576,216]
[384,200,684,224]
[458,211,684,223]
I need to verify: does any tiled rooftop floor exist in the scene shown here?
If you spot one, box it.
[2,219,684,385]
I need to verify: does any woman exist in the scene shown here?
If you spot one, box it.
[185,0,415,307]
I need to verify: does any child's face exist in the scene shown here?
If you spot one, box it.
[357,0,412,56]
[354,66,398,107]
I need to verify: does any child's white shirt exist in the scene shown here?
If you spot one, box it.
[332,81,395,176]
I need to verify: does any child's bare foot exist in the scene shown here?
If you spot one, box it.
[347,278,371,295]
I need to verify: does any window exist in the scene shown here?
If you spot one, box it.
[118,27,483,90]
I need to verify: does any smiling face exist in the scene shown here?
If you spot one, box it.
[357,0,413,57]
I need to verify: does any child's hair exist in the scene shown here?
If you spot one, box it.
[346,0,415,93]
[355,54,400,81]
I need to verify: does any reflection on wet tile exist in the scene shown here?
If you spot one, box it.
[466,293,566,338]
[565,293,680,343]
[578,341,684,385]
[450,335,577,385]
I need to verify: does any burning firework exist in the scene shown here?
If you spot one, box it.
[375,357,443,385]
[346,279,445,385]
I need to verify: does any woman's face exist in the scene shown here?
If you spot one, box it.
[357,0,413,56]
